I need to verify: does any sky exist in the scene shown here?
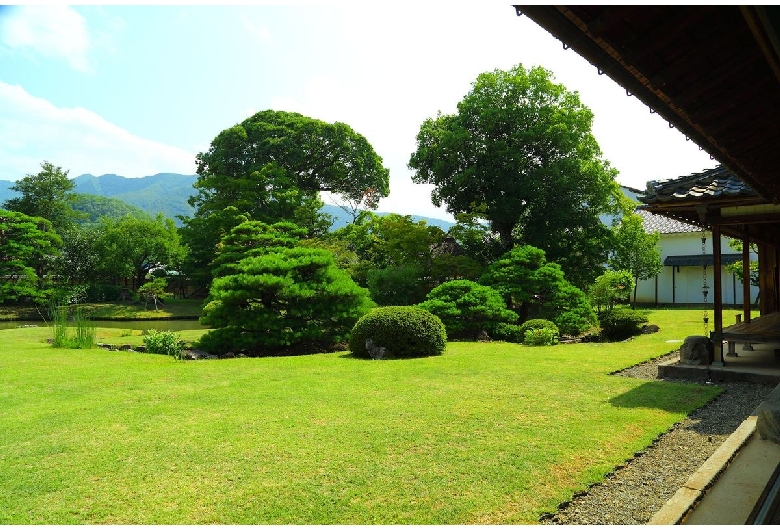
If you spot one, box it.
[0,2,717,221]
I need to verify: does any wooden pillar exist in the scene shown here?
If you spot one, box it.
[743,227,751,322]
[712,225,724,364]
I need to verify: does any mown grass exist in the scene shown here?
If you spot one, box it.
[0,299,204,322]
[0,309,721,524]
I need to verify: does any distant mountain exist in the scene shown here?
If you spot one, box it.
[0,173,455,231]
[71,173,199,222]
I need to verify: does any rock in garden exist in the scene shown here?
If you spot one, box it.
[679,335,712,365]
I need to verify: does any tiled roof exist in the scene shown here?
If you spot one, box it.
[640,166,757,205]
[636,209,699,234]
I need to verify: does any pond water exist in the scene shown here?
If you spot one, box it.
[0,319,208,332]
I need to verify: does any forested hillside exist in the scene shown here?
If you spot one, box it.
[1,173,454,230]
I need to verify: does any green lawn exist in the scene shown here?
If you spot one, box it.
[0,309,721,524]
[0,299,204,322]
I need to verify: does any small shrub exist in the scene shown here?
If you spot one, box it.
[518,319,559,343]
[524,327,558,346]
[143,329,186,360]
[349,306,447,359]
[599,307,649,341]
[490,322,526,343]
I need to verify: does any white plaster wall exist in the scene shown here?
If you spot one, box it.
[634,231,759,305]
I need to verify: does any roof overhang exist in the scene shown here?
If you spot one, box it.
[515,5,780,204]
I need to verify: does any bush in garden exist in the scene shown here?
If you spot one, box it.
[599,307,649,341]
[589,269,634,313]
[490,322,526,343]
[349,306,447,359]
[417,280,518,340]
[524,327,558,346]
[520,318,560,346]
[143,329,186,360]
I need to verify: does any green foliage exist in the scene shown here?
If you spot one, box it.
[3,161,81,234]
[523,327,558,346]
[589,269,634,313]
[84,284,122,303]
[183,110,390,287]
[349,306,447,359]
[143,329,186,360]
[489,322,526,343]
[50,303,96,349]
[599,307,649,342]
[0,209,62,304]
[136,277,170,310]
[365,264,429,306]
[479,245,596,335]
[95,213,186,291]
[198,221,375,356]
[409,64,623,287]
[518,319,559,340]
[609,212,662,307]
[328,212,481,304]
[544,282,598,337]
[417,280,518,340]
[67,193,150,225]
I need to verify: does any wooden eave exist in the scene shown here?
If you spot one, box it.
[515,5,780,205]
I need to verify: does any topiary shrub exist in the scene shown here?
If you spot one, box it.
[417,280,518,340]
[349,306,447,359]
[518,319,559,346]
[599,307,649,341]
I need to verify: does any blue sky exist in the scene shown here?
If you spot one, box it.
[0,2,716,220]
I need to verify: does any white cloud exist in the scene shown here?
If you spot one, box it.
[240,14,272,44]
[0,82,197,181]
[0,5,92,72]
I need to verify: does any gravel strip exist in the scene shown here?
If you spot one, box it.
[540,351,775,525]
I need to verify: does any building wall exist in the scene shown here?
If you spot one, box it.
[634,231,759,305]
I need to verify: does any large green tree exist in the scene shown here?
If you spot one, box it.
[609,212,662,308]
[4,161,81,234]
[199,220,374,356]
[408,64,624,287]
[0,209,62,304]
[95,214,187,291]
[182,110,390,287]
[326,212,482,305]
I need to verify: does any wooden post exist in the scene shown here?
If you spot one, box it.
[743,227,751,323]
[713,225,724,364]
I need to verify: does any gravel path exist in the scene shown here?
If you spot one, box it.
[539,351,775,525]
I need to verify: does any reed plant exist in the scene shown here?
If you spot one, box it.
[50,302,95,349]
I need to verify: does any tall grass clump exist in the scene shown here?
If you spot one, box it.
[51,303,96,349]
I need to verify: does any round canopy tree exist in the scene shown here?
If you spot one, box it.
[408,64,624,287]
[183,110,390,288]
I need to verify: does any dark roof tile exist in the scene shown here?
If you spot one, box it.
[640,165,756,204]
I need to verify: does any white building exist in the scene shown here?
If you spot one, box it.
[633,209,759,306]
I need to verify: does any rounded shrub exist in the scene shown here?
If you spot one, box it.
[417,280,518,340]
[599,307,649,341]
[518,319,559,346]
[349,306,447,359]
[523,327,558,346]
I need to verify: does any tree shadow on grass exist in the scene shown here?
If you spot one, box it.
[609,380,720,414]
